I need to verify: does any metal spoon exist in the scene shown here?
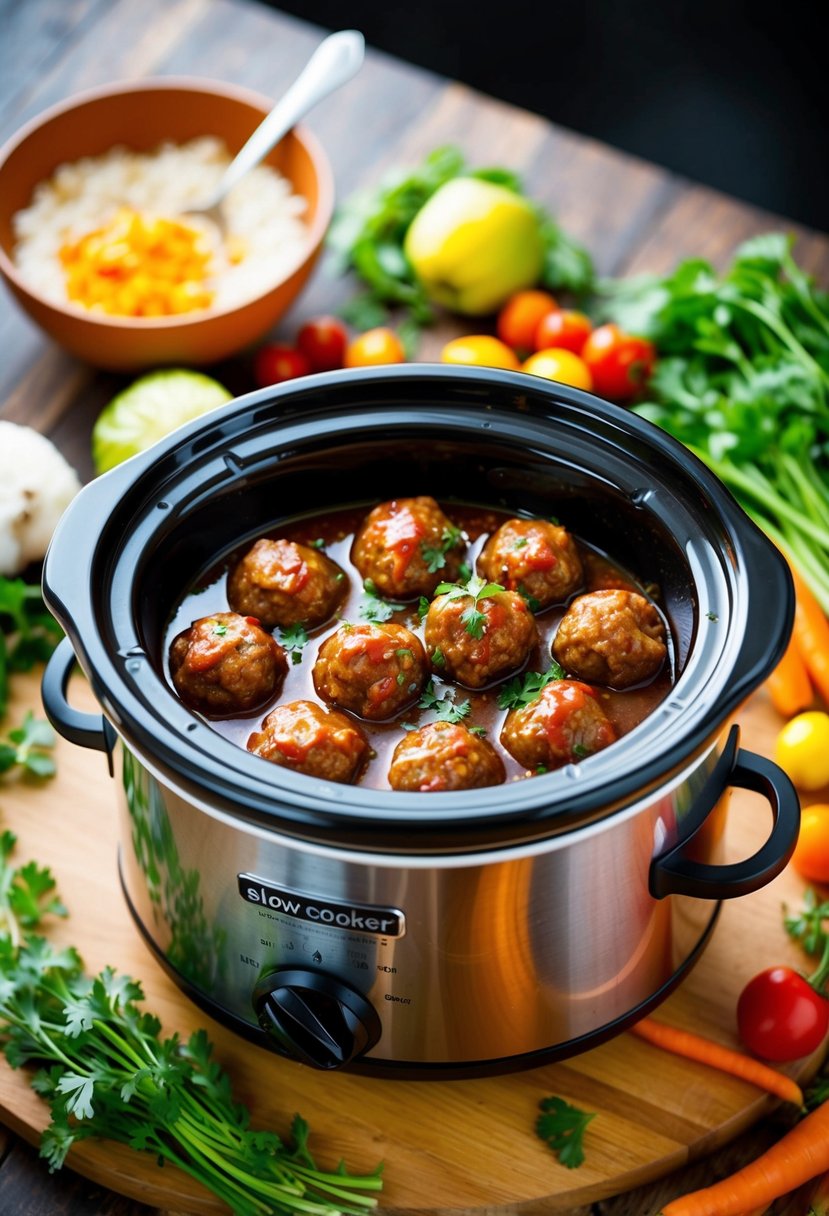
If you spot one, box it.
[187,29,364,229]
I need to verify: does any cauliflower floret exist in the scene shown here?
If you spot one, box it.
[0,422,81,575]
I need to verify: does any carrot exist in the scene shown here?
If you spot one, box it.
[660,1100,829,1215]
[790,563,829,708]
[629,1018,804,1107]
[766,633,814,717]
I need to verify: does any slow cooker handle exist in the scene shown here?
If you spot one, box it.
[41,637,116,771]
[650,748,799,900]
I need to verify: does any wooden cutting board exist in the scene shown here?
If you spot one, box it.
[0,668,824,1215]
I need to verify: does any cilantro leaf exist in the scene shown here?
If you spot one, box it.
[435,575,504,638]
[0,711,56,778]
[420,524,463,574]
[0,578,63,720]
[417,680,470,725]
[278,622,308,665]
[497,664,565,710]
[536,1095,595,1169]
[359,578,403,624]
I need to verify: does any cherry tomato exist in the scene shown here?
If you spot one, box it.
[296,315,349,372]
[254,343,311,387]
[496,290,558,353]
[792,803,829,883]
[440,335,520,370]
[522,347,593,391]
[344,327,406,368]
[775,711,829,791]
[534,309,592,355]
[737,966,829,1061]
[581,323,655,401]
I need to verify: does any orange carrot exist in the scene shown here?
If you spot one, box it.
[790,564,829,708]
[629,1018,804,1107]
[766,633,814,717]
[660,1100,829,1215]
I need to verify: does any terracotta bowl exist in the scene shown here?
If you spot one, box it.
[0,78,334,371]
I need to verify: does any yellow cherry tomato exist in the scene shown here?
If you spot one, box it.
[791,803,829,883]
[522,347,594,391]
[344,327,406,368]
[775,711,829,791]
[440,334,521,370]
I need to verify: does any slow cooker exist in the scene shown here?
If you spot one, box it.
[41,365,799,1077]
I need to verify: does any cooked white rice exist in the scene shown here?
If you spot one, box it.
[12,136,309,313]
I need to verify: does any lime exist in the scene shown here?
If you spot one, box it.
[92,369,233,474]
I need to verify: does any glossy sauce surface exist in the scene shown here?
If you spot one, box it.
[164,504,675,790]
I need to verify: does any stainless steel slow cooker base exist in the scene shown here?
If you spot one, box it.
[118,850,721,1078]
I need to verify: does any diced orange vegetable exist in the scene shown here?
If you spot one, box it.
[59,207,218,317]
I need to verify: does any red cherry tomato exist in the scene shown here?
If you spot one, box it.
[737,966,829,1061]
[581,323,656,401]
[534,309,592,355]
[296,315,349,372]
[254,343,311,387]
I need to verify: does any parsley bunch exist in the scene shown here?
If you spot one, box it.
[601,234,829,610]
[0,837,383,1214]
[0,577,63,720]
[435,575,504,639]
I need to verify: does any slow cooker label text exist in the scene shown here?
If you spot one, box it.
[237,874,405,938]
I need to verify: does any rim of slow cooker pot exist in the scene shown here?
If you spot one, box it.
[43,365,793,848]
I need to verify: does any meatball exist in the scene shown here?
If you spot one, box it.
[313,622,427,720]
[351,496,466,600]
[169,611,287,717]
[227,537,346,629]
[477,518,583,609]
[247,700,369,784]
[552,589,667,689]
[424,587,537,688]
[388,721,505,792]
[501,680,617,771]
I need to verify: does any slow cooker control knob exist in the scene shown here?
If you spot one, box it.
[252,968,381,1070]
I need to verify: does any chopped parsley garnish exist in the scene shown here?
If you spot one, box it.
[512,537,529,550]
[278,623,308,665]
[308,538,325,549]
[359,578,403,623]
[706,611,719,622]
[435,574,503,639]
[420,523,463,574]
[417,680,470,724]
[211,621,228,637]
[536,1095,595,1169]
[536,764,548,775]
[497,663,565,711]
[417,595,431,620]
[572,743,590,759]
[431,646,446,668]
[458,561,472,582]
[469,724,487,737]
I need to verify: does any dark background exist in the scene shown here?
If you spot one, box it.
[264,0,826,231]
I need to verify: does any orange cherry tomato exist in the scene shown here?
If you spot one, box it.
[522,348,593,391]
[534,309,592,355]
[344,327,406,368]
[496,290,558,353]
[791,804,829,884]
[440,335,521,370]
[581,323,655,401]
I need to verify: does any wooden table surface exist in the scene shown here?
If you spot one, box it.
[1,1,828,1213]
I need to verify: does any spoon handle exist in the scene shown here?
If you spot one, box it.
[212,29,365,204]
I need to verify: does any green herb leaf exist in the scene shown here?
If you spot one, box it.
[536,1095,596,1168]
[420,523,463,574]
[497,664,565,710]
[278,622,308,665]
[0,712,56,778]
[359,578,403,624]
[436,574,504,638]
[0,578,63,721]
[417,680,470,725]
